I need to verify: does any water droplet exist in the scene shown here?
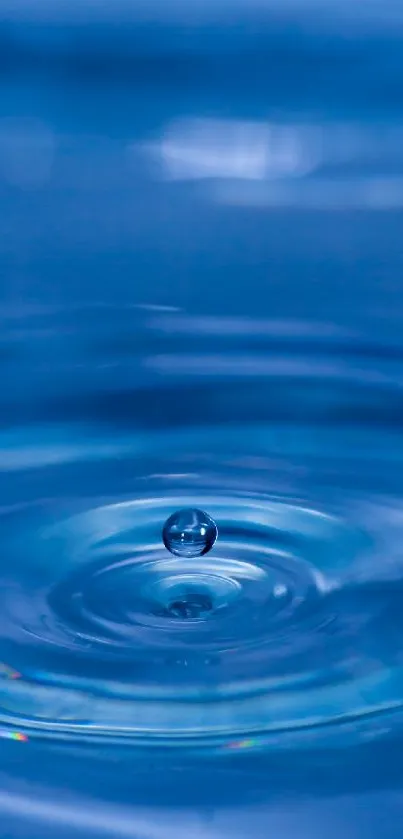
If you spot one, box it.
[162,508,218,557]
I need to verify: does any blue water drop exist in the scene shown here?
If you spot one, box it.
[162,508,218,558]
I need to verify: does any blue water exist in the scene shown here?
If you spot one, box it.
[3,2,403,836]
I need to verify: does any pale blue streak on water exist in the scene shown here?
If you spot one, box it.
[2,3,403,838]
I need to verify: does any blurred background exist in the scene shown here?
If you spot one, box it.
[2,0,403,426]
[3,0,403,332]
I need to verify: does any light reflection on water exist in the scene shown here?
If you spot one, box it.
[2,2,403,838]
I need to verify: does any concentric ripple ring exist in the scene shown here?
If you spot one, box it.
[0,489,402,752]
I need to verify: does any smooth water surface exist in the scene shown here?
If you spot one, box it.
[3,2,403,836]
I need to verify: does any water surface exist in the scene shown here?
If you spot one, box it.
[2,3,403,836]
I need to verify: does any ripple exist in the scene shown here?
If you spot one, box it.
[2,316,403,754]
[1,479,403,752]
